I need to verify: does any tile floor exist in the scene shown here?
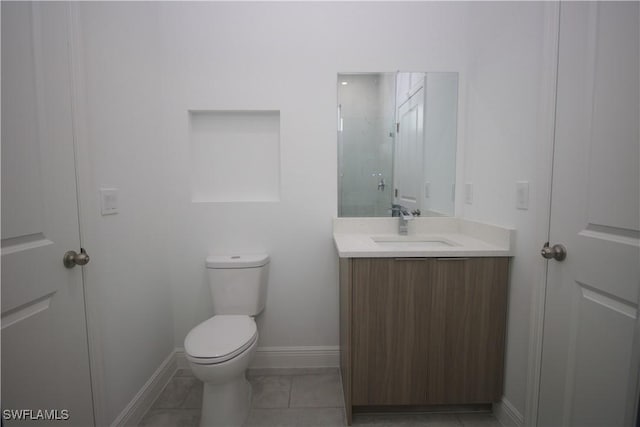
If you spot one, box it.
[139,368,503,427]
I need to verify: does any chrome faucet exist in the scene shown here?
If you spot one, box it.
[391,204,413,235]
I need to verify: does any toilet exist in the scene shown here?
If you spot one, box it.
[184,254,269,427]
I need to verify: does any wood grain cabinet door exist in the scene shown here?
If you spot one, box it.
[349,257,509,407]
[427,257,509,404]
[351,258,435,405]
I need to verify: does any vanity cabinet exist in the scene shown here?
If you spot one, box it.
[339,257,509,423]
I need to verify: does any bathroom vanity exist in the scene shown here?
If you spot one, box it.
[334,218,514,424]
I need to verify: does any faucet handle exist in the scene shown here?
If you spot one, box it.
[412,209,421,217]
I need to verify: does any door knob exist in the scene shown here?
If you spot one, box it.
[540,242,566,261]
[63,248,90,268]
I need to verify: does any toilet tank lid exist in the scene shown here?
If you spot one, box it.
[206,254,270,269]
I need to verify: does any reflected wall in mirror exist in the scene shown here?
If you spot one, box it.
[337,72,458,218]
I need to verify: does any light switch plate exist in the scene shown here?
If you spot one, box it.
[424,182,431,199]
[516,181,529,210]
[100,188,119,215]
[465,182,473,204]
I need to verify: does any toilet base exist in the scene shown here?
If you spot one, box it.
[200,374,252,427]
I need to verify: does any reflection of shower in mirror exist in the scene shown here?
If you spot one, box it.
[337,72,458,218]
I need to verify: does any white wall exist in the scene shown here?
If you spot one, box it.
[77,3,175,424]
[158,3,553,420]
[73,2,555,423]
[157,2,469,351]
[462,2,553,417]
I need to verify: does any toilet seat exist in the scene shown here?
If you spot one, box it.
[185,315,258,365]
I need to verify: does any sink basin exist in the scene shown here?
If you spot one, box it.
[371,235,457,248]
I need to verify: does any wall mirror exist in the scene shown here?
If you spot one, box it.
[337,72,458,217]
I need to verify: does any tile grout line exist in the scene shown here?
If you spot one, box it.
[287,375,294,408]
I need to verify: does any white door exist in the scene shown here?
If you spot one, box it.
[393,87,424,212]
[537,2,640,426]
[1,3,94,426]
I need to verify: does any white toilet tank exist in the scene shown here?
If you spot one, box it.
[206,254,269,315]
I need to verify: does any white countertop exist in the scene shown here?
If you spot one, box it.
[333,217,514,258]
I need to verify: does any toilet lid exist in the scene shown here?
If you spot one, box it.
[184,315,257,362]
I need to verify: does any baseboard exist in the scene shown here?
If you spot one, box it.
[175,345,340,370]
[493,397,524,427]
[110,351,177,427]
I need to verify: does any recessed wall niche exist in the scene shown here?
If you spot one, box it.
[189,110,281,202]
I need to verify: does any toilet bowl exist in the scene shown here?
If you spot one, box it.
[185,315,259,427]
[184,254,269,427]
